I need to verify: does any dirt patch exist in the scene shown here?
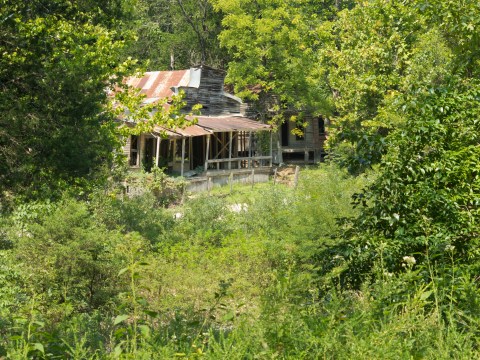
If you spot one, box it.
[274,166,298,186]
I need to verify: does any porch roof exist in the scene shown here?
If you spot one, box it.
[192,115,271,133]
[153,124,211,138]
[153,115,271,138]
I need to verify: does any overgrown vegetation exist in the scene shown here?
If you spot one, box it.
[3,0,480,358]
[2,165,480,358]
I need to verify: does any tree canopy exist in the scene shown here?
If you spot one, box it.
[211,0,350,122]
[0,0,138,198]
[128,0,226,70]
[319,0,480,173]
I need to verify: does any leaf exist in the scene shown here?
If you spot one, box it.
[136,297,148,306]
[114,314,129,325]
[143,310,159,318]
[222,311,235,322]
[113,342,124,357]
[138,324,150,338]
[32,343,45,354]
[420,290,433,301]
[118,267,129,276]
[114,328,126,339]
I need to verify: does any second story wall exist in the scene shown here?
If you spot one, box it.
[173,66,242,116]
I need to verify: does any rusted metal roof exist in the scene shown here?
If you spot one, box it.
[174,125,212,137]
[153,124,211,138]
[191,116,271,133]
[151,116,270,138]
[123,68,270,137]
[152,125,182,138]
[124,70,190,102]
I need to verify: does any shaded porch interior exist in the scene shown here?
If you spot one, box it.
[128,116,272,177]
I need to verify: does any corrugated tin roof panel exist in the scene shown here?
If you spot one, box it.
[153,124,211,138]
[191,116,271,132]
[128,115,269,138]
[126,70,190,100]
[152,125,181,138]
[175,125,211,137]
[152,116,270,136]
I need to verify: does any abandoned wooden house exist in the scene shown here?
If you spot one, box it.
[121,65,273,190]
[276,114,328,164]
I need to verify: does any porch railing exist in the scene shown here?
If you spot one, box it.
[206,155,272,170]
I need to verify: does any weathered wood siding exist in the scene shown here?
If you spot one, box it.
[282,116,326,151]
[123,135,131,158]
[180,88,241,115]
[177,67,242,116]
[275,115,328,163]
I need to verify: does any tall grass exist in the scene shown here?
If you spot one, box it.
[1,165,479,358]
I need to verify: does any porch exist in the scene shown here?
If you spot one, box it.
[129,115,273,181]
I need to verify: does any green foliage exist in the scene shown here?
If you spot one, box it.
[212,0,342,122]
[3,166,480,357]
[321,0,426,172]
[114,89,201,139]
[12,199,126,314]
[123,167,187,206]
[0,0,197,201]
[90,190,176,244]
[321,0,480,173]
[0,0,138,199]
[6,0,480,358]
[129,0,226,69]
[203,261,480,359]
[341,81,480,279]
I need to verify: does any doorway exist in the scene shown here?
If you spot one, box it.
[144,137,155,172]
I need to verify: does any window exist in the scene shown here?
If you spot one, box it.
[295,132,304,141]
[281,121,289,146]
[318,117,326,135]
[129,135,139,166]
[295,124,305,141]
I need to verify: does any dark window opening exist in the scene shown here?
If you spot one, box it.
[318,117,325,135]
[295,125,305,141]
[281,121,289,146]
[144,137,155,172]
[283,152,305,161]
[130,135,139,166]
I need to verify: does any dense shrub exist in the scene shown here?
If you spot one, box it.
[11,199,126,314]
[333,81,480,288]
[90,191,175,244]
[2,165,480,358]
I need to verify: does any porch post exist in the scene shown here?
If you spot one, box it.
[277,132,283,164]
[204,134,210,171]
[228,131,233,170]
[221,132,226,159]
[181,137,186,177]
[238,132,242,169]
[189,137,193,171]
[173,139,177,167]
[248,131,252,168]
[269,131,273,167]
[156,136,161,167]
